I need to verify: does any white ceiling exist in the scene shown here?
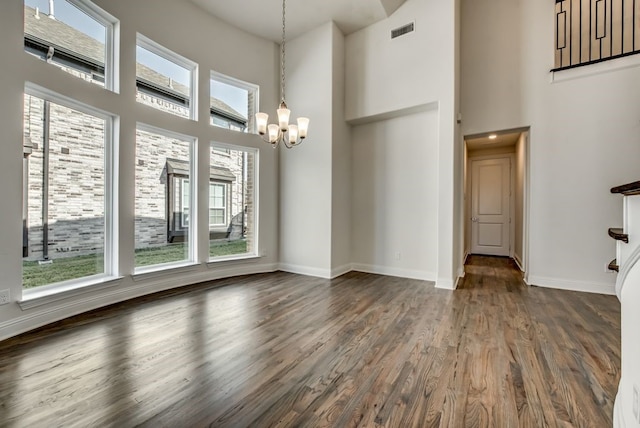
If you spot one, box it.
[189,0,407,42]
[465,131,522,151]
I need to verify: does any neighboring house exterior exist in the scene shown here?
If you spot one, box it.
[22,6,253,261]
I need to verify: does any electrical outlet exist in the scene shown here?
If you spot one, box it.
[0,289,10,305]
[395,252,401,260]
[260,248,267,257]
[633,384,639,422]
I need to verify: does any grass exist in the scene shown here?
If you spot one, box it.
[23,239,248,289]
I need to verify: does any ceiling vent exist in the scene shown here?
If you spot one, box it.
[391,22,415,39]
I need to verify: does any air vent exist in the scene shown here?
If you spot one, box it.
[391,22,415,39]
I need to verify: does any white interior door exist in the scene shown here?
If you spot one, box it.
[471,158,511,256]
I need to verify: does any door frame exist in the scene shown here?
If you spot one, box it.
[461,127,531,282]
[468,154,515,258]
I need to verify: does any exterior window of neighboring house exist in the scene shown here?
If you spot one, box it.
[135,124,195,272]
[23,0,119,91]
[22,86,116,291]
[180,178,190,228]
[136,34,198,120]
[554,0,640,71]
[209,183,227,226]
[209,143,258,260]
[210,71,258,133]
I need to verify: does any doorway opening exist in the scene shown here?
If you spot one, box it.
[463,127,530,277]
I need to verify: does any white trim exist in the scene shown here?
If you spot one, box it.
[67,0,120,93]
[331,264,353,279]
[1,263,278,343]
[527,275,615,295]
[551,54,640,83]
[22,85,118,295]
[435,277,456,290]
[210,70,259,134]
[613,391,626,428]
[207,142,260,261]
[352,263,436,282]
[278,263,333,279]
[136,33,198,121]
[135,123,198,269]
[513,253,524,272]
[208,253,261,264]
[20,276,124,310]
[133,261,200,280]
[615,240,640,300]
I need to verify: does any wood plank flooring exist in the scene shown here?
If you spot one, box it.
[0,256,621,427]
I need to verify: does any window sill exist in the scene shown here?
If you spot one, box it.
[551,54,640,83]
[19,275,124,310]
[207,253,261,265]
[132,261,200,281]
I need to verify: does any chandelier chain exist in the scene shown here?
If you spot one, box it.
[281,0,286,102]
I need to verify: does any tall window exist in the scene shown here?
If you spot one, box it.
[22,86,115,290]
[23,0,118,91]
[210,71,258,133]
[136,34,198,120]
[209,143,258,260]
[135,124,195,271]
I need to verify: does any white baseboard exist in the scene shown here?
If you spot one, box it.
[351,263,436,282]
[331,264,353,279]
[613,391,625,428]
[0,262,279,342]
[527,275,615,295]
[278,263,333,279]
[435,277,457,290]
[513,254,524,272]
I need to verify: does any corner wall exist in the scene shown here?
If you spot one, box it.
[345,0,460,287]
[351,110,439,280]
[279,22,351,278]
[461,0,640,294]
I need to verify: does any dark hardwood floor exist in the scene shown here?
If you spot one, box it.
[0,256,621,427]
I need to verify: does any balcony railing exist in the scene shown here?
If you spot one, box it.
[554,0,640,71]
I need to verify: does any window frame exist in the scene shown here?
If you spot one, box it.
[134,122,197,274]
[23,0,120,92]
[210,70,259,134]
[136,34,198,121]
[208,141,259,262]
[23,82,118,295]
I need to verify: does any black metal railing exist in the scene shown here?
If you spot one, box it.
[554,0,640,71]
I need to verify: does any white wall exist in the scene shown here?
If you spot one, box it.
[278,22,332,276]
[514,133,526,269]
[279,22,350,278]
[345,0,460,287]
[351,110,439,280]
[0,0,281,340]
[330,26,352,276]
[461,0,640,294]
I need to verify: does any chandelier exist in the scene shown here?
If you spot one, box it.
[255,0,309,148]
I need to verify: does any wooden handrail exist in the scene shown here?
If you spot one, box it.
[611,181,640,196]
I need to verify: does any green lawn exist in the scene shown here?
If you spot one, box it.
[23,239,248,289]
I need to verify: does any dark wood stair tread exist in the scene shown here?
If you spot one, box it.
[608,259,619,272]
[611,180,640,196]
[608,227,629,243]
